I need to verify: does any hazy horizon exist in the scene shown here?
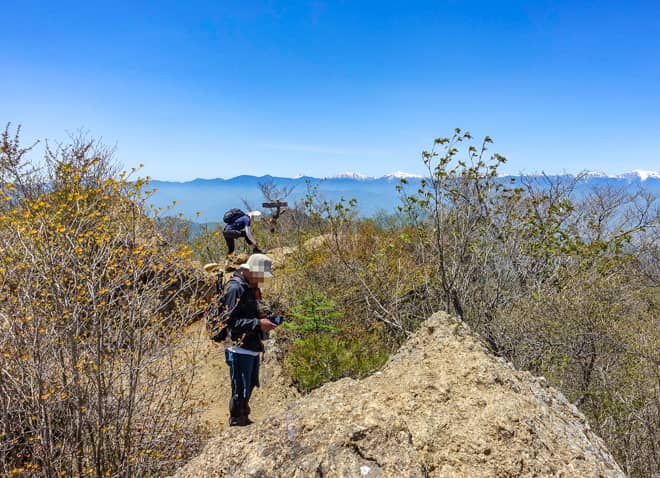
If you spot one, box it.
[149,168,660,182]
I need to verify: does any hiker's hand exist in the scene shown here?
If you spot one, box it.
[259,319,277,331]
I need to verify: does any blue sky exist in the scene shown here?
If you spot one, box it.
[2,0,659,180]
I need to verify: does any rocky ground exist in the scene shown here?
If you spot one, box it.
[174,311,624,478]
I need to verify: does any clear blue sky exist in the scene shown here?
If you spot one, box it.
[2,0,659,180]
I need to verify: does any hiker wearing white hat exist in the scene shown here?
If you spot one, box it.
[222,208,263,255]
[239,253,274,278]
[219,253,279,426]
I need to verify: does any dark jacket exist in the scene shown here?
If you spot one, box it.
[222,271,263,352]
[224,215,250,232]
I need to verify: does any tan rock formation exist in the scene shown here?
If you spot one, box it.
[174,312,624,478]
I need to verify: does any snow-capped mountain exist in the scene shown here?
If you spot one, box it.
[582,170,660,181]
[383,171,424,179]
[617,170,660,181]
[148,171,659,222]
[328,171,423,180]
[331,171,371,180]
[584,170,610,178]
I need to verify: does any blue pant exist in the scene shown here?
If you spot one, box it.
[225,350,260,423]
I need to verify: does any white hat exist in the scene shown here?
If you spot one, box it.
[247,210,262,220]
[240,253,273,278]
[203,262,222,273]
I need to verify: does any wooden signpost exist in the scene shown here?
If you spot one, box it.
[262,201,288,232]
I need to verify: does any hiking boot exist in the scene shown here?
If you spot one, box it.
[228,416,252,427]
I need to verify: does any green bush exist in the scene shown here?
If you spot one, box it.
[286,334,388,392]
[283,292,388,392]
[285,291,339,333]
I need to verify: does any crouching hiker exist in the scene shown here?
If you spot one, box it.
[222,208,262,255]
[219,253,279,426]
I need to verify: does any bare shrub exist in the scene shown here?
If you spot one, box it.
[284,129,658,477]
[0,126,209,477]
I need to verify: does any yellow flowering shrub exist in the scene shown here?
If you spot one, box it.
[0,127,209,477]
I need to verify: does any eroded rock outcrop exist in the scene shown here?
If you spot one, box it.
[174,312,624,478]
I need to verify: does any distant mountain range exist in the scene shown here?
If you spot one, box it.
[148,170,660,222]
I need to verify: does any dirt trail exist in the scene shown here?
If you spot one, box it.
[182,320,298,435]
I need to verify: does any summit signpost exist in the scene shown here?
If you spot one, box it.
[262,201,288,232]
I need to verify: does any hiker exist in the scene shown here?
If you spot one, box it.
[220,253,279,426]
[222,209,262,255]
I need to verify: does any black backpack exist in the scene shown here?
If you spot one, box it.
[205,275,245,342]
[223,208,246,224]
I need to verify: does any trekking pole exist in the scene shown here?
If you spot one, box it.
[215,270,223,295]
[215,257,230,294]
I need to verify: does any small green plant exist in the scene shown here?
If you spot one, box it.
[286,334,388,392]
[283,292,387,392]
[285,292,340,334]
